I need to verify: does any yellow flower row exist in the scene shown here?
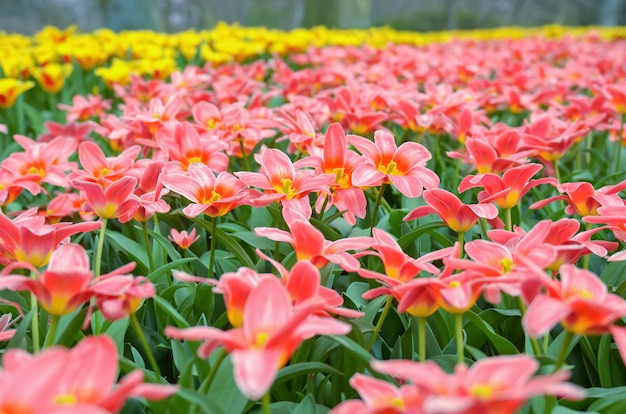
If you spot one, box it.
[2,22,626,108]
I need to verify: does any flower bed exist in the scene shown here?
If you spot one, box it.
[0,24,625,413]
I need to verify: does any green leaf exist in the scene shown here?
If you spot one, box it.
[153,295,190,328]
[586,386,626,398]
[275,362,342,386]
[148,228,182,262]
[6,308,34,350]
[146,257,196,283]
[550,405,598,414]
[328,335,373,364]
[249,400,329,414]
[397,221,447,250]
[107,231,149,271]
[465,310,519,355]
[177,388,228,414]
[309,217,342,241]
[207,354,249,414]
[104,317,130,354]
[55,308,88,347]
[588,397,626,413]
[344,282,371,310]
[230,231,279,251]
[598,334,613,388]
[188,216,255,268]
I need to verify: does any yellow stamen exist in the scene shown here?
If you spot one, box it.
[499,257,514,274]
[471,384,493,398]
[379,160,399,175]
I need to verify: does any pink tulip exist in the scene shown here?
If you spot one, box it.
[0,335,177,412]
[349,129,439,198]
[166,277,350,400]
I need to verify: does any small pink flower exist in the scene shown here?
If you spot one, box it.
[168,228,200,250]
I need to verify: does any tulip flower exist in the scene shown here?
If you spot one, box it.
[168,228,200,250]
[155,121,229,173]
[0,208,101,268]
[404,188,500,233]
[299,122,367,224]
[70,176,139,220]
[349,129,439,198]
[71,140,141,186]
[237,148,334,205]
[255,215,372,272]
[1,135,77,189]
[30,63,73,94]
[459,163,555,209]
[162,163,253,218]
[523,264,626,365]
[530,180,626,216]
[166,277,350,400]
[0,335,177,413]
[361,355,583,414]
[0,78,34,109]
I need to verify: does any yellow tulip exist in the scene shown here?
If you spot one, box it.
[30,63,73,94]
[0,78,34,109]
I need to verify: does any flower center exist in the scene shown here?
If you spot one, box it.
[471,384,493,399]
[499,257,514,274]
[379,160,399,175]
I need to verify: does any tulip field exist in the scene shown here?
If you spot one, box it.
[1,23,626,413]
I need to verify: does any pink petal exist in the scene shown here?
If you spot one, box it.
[522,295,571,338]
[232,349,282,400]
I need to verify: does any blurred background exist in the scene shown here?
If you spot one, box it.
[1,0,625,34]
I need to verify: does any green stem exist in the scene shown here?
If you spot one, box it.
[505,207,512,232]
[239,137,250,171]
[517,297,542,356]
[366,295,394,351]
[552,159,562,184]
[616,113,625,174]
[130,312,163,382]
[417,316,427,362]
[262,391,271,414]
[16,94,25,135]
[370,183,388,234]
[141,221,154,273]
[317,193,329,222]
[457,231,465,258]
[554,330,575,371]
[30,290,40,353]
[208,215,217,279]
[191,348,228,414]
[95,218,109,278]
[478,217,489,240]
[583,222,592,270]
[43,315,60,348]
[585,130,593,167]
[455,313,464,365]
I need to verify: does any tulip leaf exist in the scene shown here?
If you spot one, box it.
[6,308,34,350]
[176,388,228,414]
[328,335,373,364]
[188,216,255,268]
[147,227,182,262]
[274,362,342,386]
[397,221,446,250]
[146,257,196,283]
[206,354,248,414]
[153,295,190,328]
[465,310,519,355]
[106,230,149,273]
